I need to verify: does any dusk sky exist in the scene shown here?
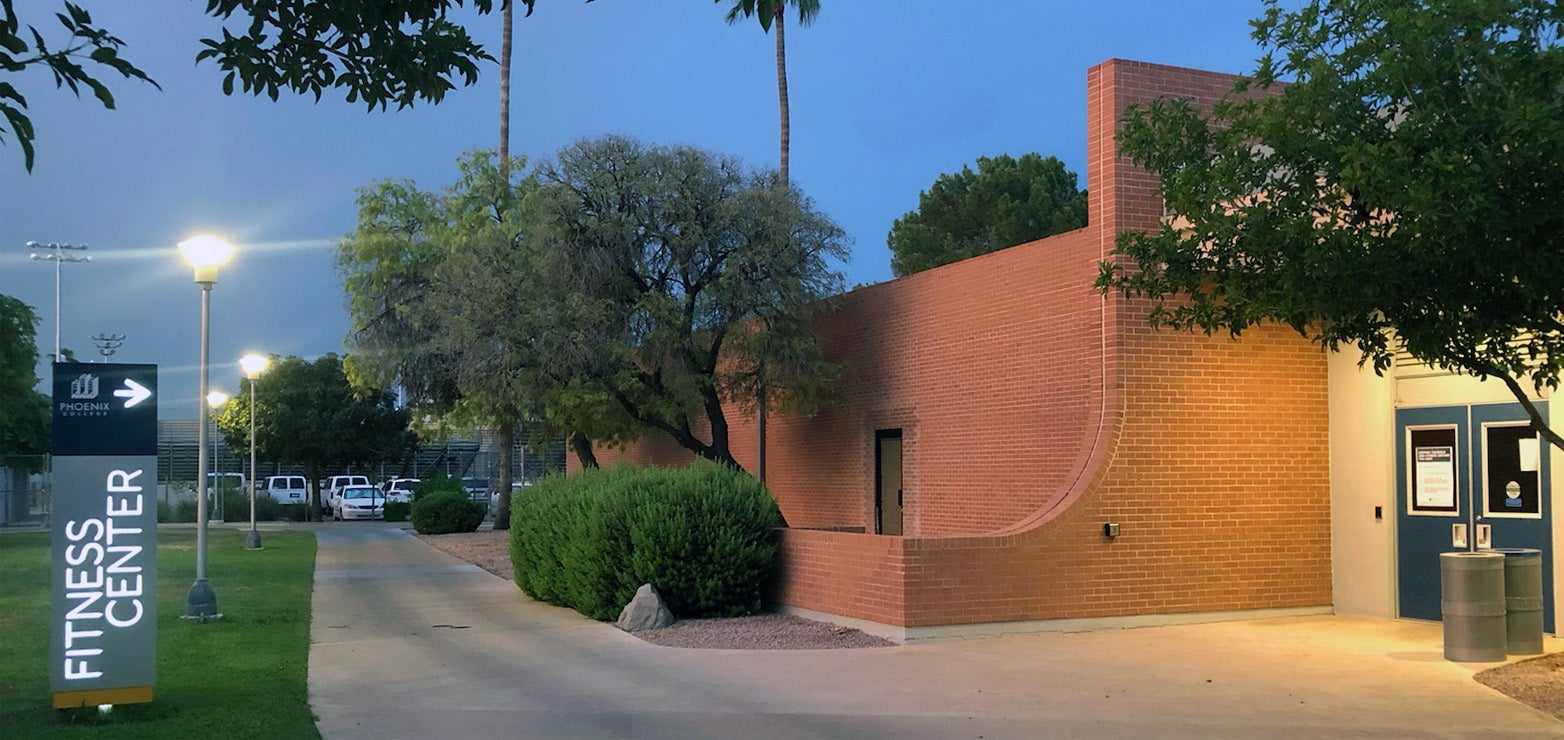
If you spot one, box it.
[0,0,1266,418]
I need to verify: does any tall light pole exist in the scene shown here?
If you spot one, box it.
[239,353,269,550]
[179,234,235,621]
[207,390,230,523]
[25,241,91,359]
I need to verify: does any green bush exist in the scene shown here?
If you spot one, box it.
[510,460,780,621]
[217,489,283,523]
[413,475,463,502]
[383,500,411,522]
[410,489,485,534]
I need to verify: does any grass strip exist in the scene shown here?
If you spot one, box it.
[0,528,319,738]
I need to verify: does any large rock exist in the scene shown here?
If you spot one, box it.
[617,583,676,631]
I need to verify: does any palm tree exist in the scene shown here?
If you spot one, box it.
[501,0,515,164]
[721,0,820,184]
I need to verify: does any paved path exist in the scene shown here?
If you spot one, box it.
[309,524,1564,738]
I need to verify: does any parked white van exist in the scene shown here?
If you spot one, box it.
[265,475,308,505]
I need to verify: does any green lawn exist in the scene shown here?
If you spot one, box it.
[0,528,319,738]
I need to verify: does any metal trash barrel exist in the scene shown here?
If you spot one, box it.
[1491,548,1544,655]
[1441,551,1507,662]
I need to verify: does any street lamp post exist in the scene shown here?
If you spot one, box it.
[207,390,230,523]
[179,234,235,621]
[239,353,269,550]
[25,241,91,359]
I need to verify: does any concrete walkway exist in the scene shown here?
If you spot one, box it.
[309,524,1564,738]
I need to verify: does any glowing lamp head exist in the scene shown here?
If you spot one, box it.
[239,353,269,380]
[207,390,230,409]
[178,234,236,284]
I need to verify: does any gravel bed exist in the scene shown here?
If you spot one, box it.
[1476,653,1564,721]
[414,528,896,650]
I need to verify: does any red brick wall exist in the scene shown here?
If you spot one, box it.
[583,59,1333,628]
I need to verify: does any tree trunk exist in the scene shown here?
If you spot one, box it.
[494,418,514,531]
[306,463,324,522]
[499,0,513,164]
[774,5,790,184]
[571,433,598,469]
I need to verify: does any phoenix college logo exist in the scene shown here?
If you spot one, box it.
[70,374,99,400]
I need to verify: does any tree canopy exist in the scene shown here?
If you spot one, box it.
[339,150,557,528]
[214,353,414,518]
[341,139,848,475]
[887,153,1088,277]
[0,293,49,464]
[1097,0,1564,445]
[535,135,849,468]
[196,0,542,110]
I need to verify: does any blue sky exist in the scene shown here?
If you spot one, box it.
[0,0,1268,418]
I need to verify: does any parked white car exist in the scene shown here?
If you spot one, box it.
[383,477,420,504]
[265,475,308,505]
[322,475,370,515]
[332,485,384,521]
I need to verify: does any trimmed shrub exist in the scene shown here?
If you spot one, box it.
[383,500,411,522]
[413,475,463,502]
[410,489,485,534]
[510,460,780,621]
[218,488,283,522]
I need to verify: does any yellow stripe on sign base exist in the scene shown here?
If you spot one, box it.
[53,685,154,709]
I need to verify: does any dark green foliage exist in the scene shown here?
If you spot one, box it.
[1097,0,1564,447]
[888,153,1088,276]
[410,489,485,534]
[216,488,283,523]
[0,2,159,171]
[510,461,781,620]
[196,1,562,111]
[214,354,415,520]
[413,474,463,501]
[383,500,410,522]
[536,137,849,468]
[0,294,49,464]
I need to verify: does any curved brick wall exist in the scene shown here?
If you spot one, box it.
[582,59,1333,628]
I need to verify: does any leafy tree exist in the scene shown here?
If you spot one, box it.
[0,294,48,466]
[339,151,578,530]
[720,0,819,184]
[888,153,1088,277]
[0,0,158,171]
[6,1,606,169]
[196,0,538,109]
[534,135,848,469]
[1096,0,1564,445]
[214,354,415,519]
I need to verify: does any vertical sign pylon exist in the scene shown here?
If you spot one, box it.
[49,362,159,709]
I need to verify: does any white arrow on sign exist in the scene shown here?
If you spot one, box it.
[113,379,153,408]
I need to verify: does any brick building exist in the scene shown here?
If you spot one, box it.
[583,59,1558,641]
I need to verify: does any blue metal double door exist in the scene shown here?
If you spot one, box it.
[1396,403,1553,631]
